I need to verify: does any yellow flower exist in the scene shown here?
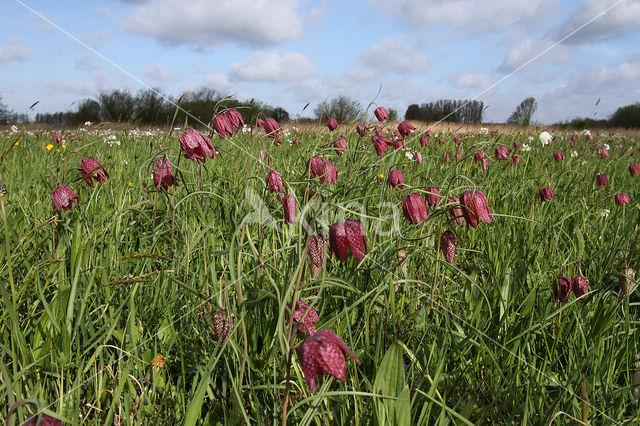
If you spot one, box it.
[61,143,66,149]
[14,142,19,146]
[46,144,53,151]
[403,164,407,168]
[128,182,134,187]
[378,173,384,180]
[56,149,60,152]
[150,353,165,370]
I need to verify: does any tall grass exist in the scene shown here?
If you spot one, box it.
[1,124,639,424]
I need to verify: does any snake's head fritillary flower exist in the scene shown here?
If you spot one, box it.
[511,155,522,165]
[327,118,339,131]
[212,309,234,342]
[397,121,415,138]
[256,118,265,127]
[329,220,367,261]
[620,266,636,294]
[54,134,62,143]
[444,153,450,163]
[153,158,176,191]
[295,329,361,394]
[263,118,281,138]
[79,157,109,189]
[553,276,572,303]
[402,193,428,225]
[553,151,564,161]
[356,123,368,137]
[281,194,296,224]
[374,106,389,122]
[333,137,347,155]
[513,141,521,149]
[539,187,554,202]
[393,138,406,150]
[571,134,578,143]
[212,114,234,138]
[308,156,324,178]
[539,131,553,146]
[420,136,429,147]
[459,190,494,228]
[629,163,640,177]
[599,148,610,159]
[572,276,589,298]
[425,187,441,207]
[286,300,320,334]
[308,234,327,278]
[415,151,423,165]
[474,149,486,164]
[266,169,284,193]
[495,145,508,160]
[180,129,215,163]
[615,192,630,206]
[387,170,405,188]
[51,185,79,212]
[596,173,609,187]
[318,161,339,185]
[372,135,390,158]
[440,230,457,264]
[447,196,465,226]
[224,108,244,131]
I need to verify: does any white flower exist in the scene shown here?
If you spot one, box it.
[528,136,534,141]
[405,151,414,160]
[604,143,610,150]
[539,131,553,146]
[600,209,610,217]
[571,151,578,158]
[84,121,92,126]
[522,144,531,152]
[10,125,18,133]
[583,129,591,136]
[480,127,489,135]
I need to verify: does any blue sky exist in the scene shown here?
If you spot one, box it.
[1,0,639,124]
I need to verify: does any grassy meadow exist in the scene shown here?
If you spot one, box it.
[1,118,640,425]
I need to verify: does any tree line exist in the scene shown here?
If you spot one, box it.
[555,103,640,129]
[30,88,290,127]
[404,99,485,124]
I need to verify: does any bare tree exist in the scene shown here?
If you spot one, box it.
[314,96,363,122]
[507,97,537,126]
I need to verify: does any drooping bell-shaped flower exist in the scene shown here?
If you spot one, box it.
[308,234,327,278]
[495,145,508,160]
[281,194,296,224]
[402,193,428,225]
[629,163,640,177]
[539,187,554,202]
[553,151,564,161]
[79,157,110,189]
[212,114,234,138]
[374,106,389,122]
[295,329,361,394]
[425,186,441,207]
[51,185,79,212]
[459,190,494,228]
[327,117,339,131]
[572,275,589,297]
[212,309,234,342]
[440,230,457,264]
[329,220,367,261]
[397,121,415,138]
[266,169,284,193]
[153,158,176,191]
[180,128,215,163]
[286,300,320,334]
[387,170,404,188]
[553,276,572,303]
[596,173,609,187]
[615,192,630,206]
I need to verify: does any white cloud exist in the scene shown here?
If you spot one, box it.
[360,36,429,74]
[370,0,557,34]
[230,50,316,82]
[75,53,99,72]
[449,72,492,89]
[0,37,30,64]
[539,60,640,122]
[142,63,180,82]
[554,0,640,44]
[499,39,572,73]
[125,0,303,47]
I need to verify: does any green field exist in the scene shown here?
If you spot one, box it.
[2,120,640,425]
